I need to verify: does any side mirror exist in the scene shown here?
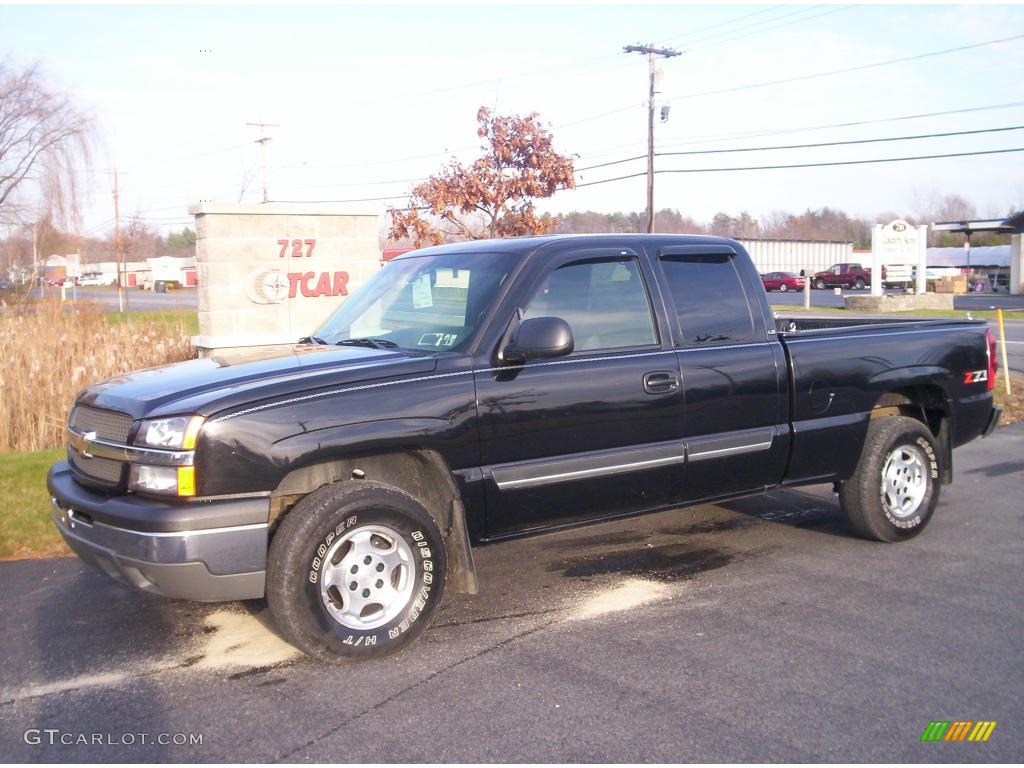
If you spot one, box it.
[502,316,573,362]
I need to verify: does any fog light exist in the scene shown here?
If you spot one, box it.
[130,465,179,494]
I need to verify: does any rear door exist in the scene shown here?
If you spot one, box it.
[655,244,789,502]
[474,246,686,537]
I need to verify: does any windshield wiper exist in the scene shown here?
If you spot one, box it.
[298,336,327,345]
[336,338,398,350]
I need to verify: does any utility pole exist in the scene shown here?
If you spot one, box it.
[246,122,279,203]
[623,44,680,233]
[113,170,124,313]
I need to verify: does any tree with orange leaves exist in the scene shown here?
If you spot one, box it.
[389,107,575,247]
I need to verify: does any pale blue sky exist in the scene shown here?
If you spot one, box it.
[1,3,1023,235]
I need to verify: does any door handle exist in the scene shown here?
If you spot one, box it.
[643,371,679,394]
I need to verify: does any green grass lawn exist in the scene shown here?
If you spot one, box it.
[0,448,70,559]
[105,308,199,336]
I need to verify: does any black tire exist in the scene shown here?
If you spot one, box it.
[779,283,788,292]
[839,416,941,542]
[814,278,827,290]
[267,481,446,662]
[854,277,866,290]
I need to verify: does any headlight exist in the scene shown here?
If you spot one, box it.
[136,415,204,449]
[129,465,196,496]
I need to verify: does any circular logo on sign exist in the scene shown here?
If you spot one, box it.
[244,269,290,304]
[892,222,907,232]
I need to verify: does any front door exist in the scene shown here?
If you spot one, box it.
[475,247,686,538]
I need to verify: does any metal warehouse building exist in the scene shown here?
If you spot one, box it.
[736,238,853,276]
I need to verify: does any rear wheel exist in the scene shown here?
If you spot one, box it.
[839,416,941,542]
[267,481,446,661]
[854,277,866,290]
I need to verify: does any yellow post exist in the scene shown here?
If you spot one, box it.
[997,308,1011,395]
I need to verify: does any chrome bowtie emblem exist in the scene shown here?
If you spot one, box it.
[81,430,97,458]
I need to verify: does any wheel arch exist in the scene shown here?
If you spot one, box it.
[870,384,953,484]
[269,448,479,593]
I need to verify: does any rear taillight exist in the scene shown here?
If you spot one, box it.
[986,328,997,391]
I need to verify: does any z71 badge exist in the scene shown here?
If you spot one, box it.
[963,369,989,384]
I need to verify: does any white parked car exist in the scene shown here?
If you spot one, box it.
[78,273,109,286]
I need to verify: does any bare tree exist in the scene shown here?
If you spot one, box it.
[121,213,162,262]
[0,60,94,227]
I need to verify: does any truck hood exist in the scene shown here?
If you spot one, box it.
[77,344,439,420]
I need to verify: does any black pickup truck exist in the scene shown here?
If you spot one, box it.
[49,234,1001,661]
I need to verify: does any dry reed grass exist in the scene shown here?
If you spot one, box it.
[0,300,194,452]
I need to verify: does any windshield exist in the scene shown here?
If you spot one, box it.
[315,251,517,352]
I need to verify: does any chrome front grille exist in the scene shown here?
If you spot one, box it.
[70,405,132,443]
[68,446,124,484]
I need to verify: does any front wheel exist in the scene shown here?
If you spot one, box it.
[814,278,827,290]
[839,416,941,542]
[779,283,788,292]
[267,481,447,661]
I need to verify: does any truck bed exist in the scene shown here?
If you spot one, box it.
[771,313,993,487]
[774,314,974,335]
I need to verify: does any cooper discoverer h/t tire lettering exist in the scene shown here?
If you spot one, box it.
[839,415,941,542]
[266,481,446,661]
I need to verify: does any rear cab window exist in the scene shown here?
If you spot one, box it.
[658,251,757,346]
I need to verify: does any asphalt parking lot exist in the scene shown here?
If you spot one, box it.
[769,287,1024,312]
[1,424,1022,762]
[24,285,199,312]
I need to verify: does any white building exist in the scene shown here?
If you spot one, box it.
[736,238,853,276]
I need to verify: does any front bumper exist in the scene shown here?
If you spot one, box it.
[48,461,268,601]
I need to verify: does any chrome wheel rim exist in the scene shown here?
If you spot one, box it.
[319,525,415,630]
[881,443,928,518]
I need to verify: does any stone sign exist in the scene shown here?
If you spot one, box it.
[189,203,381,351]
[874,219,921,262]
[870,219,928,297]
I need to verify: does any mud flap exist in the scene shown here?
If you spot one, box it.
[445,499,479,594]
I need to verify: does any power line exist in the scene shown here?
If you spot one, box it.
[69,143,250,176]
[575,146,1024,188]
[683,5,857,52]
[576,121,1024,172]
[111,117,1024,211]
[577,154,648,173]
[560,33,1024,130]
[280,99,1024,179]
[268,193,413,204]
[656,99,1024,150]
[669,5,826,49]
[273,175,428,191]
[666,32,1024,103]
[657,124,1024,158]
[658,5,784,46]
[250,123,1024,200]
